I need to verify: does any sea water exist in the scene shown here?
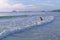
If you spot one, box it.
[0,12,60,40]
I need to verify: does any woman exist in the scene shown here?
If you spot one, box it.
[40,16,43,21]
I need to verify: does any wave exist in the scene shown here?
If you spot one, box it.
[0,15,44,19]
[0,15,30,19]
[0,16,54,39]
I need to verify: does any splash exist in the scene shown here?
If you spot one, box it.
[0,16,54,39]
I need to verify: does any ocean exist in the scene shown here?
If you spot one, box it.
[0,12,60,40]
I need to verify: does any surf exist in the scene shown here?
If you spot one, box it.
[0,16,54,39]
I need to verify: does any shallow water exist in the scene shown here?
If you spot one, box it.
[0,12,60,40]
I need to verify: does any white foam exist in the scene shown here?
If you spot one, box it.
[0,16,54,39]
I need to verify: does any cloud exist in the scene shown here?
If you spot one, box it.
[0,0,8,3]
[0,2,40,12]
[0,2,59,12]
[0,3,26,12]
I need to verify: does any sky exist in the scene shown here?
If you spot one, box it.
[0,0,60,12]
